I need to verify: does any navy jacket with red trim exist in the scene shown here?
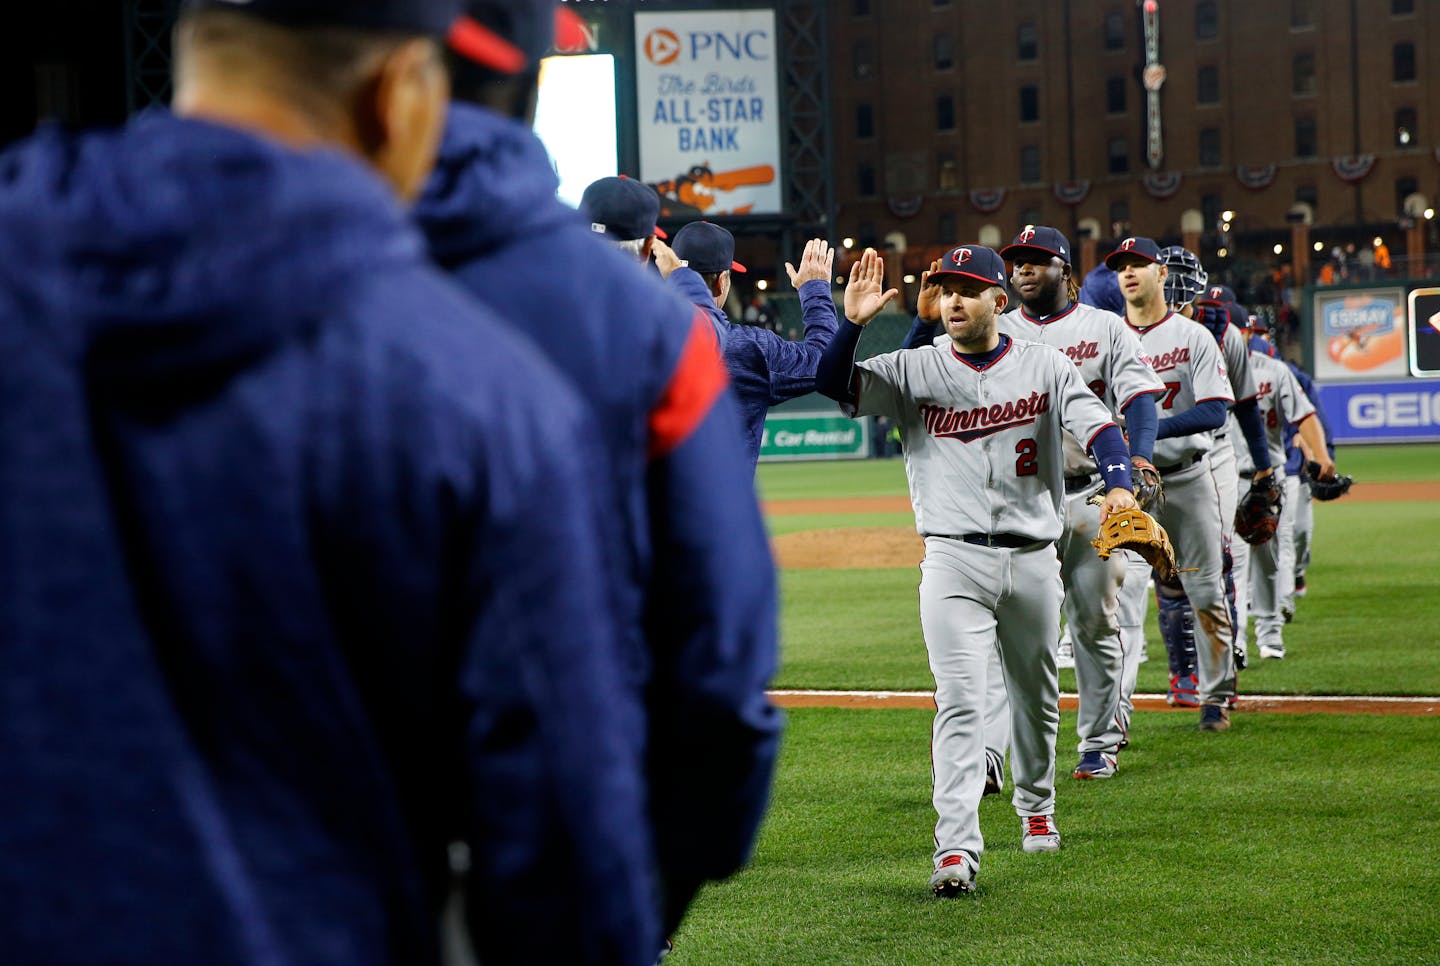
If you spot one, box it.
[0,112,657,964]
[415,103,781,934]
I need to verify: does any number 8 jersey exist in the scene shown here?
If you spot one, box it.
[850,337,1118,542]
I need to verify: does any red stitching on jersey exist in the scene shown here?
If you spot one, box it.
[648,310,729,459]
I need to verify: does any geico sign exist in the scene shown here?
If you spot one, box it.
[1348,391,1440,428]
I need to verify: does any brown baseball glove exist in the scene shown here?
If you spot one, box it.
[1090,506,1180,581]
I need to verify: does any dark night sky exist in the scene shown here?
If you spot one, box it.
[1,1,130,147]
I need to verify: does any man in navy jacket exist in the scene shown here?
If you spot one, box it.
[415,0,782,939]
[0,2,655,963]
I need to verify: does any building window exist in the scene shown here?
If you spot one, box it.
[1020,207,1043,228]
[937,153,958,190]
[1396,107,1417,146]
[1197,65,1220,104]
[939,212,957,243]
[1393,0,1415,13]
[1106,76,1127,113]
[1199,127,1222,167]
[1295,184,1318,208]
[1201,193,1223,230]
[858,162,876,198]
[852,0,871,16]
[1196,1,1218,39]
[1295,116,1317,157]
[936,94,955,131]
[1394,43,1416,82]
[856,102,874,140]
[1293,52,1316,95]
[854,41,873,79]
[1291,0,1314,28]
[932,0,950,8]
[934,33,954,71]
[1020,145,1042,184]
[1108,137,1129,175]
[1019,85,1040,123]
[1017,23,1038,61]
[1109,199,1131,238]
[1397,176,1419,216]
[1104,11,1126,50]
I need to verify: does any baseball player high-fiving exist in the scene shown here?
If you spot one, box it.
[816,247,1138,898]
[1109,237,1237,731]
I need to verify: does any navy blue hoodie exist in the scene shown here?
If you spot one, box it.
[0,113,656,965]
[414,103,781,934]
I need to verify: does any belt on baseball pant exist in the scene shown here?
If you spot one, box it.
[1239,469,1255,480]
[1154,453,1204,476]
[1064,473,1099,494]
[929,532,1041,549]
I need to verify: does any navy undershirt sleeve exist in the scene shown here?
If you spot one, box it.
[815,319,865,405]
[1120,392,1158,461]
[1232,398,1272,471]
[1089,424,1134,492]
[1156,398,1227,439]
[903,315,940,350]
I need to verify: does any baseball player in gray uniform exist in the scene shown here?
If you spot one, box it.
[816,246,1139,897]
[1230,337,1333,659]
[944,227,1163,782]
[1109,237,1237,731]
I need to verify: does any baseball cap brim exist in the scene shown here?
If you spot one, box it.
[1104,249,1161,269]
[999,243,1068,264]
[928,268,1000,286]
[449,6,588,73]
[654,224,668,240]
[730,259,747,273]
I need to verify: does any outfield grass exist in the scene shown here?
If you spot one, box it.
[669,444,1440,962]
[673,708,1440,964]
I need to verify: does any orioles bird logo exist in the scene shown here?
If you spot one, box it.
[1119,238,1137,251]
[1018,228,1036,244]
[952,248,972,265]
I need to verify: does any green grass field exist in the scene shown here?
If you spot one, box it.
[670,444,1440,963]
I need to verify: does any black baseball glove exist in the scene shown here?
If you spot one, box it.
[1234,474,1283,545]
[1130,456,1164,511]
[1307,461,1354,501]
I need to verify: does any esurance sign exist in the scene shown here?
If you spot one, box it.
[635,10,782,218]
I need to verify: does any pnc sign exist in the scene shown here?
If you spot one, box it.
[643,28,681,65]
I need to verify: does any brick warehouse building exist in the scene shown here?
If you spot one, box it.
[828,0,1440,291]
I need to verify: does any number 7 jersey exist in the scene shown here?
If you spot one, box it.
[1129,312,1234,466]
[851,337,1117,542]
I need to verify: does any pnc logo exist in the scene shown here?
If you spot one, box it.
[952,248,972,266]
[1018,228,1036,244]
[644,28,681,65]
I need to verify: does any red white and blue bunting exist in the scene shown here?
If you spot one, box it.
[968,188,1006,213]
[1141,171,1183,199]
[1235,163,1277,191]
[1331,154,1376,183]
[1053,180,1091,206]
[887,195,923,219]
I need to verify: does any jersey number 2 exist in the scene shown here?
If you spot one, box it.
[1015,438,1038,476]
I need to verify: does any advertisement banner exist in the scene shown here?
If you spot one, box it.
[1311,287,1407,381]
[1315,379,1440,443]
[634,9,782,218]
[760,414,869,462]
[1408,287,1440,377]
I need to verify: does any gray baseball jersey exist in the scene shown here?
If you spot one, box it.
[1232,350,1315,474]
[1132,313,1234,466]
[854,338,1119,541]
[1218,322,1260,404]
[996,303,1164,475]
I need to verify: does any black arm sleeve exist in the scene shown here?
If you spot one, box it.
[814,319,866,406]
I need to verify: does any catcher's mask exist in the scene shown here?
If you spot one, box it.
[1159,246,1208,308]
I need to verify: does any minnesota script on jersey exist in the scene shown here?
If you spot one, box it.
[850,338,1116,542]
[1129,313,1234,466]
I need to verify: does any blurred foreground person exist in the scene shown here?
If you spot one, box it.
[415,0,781,939]
[0,1,656,963]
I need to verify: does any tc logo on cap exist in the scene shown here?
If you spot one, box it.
[952,248,972,265]
[1210,286,1225,299]
[1018,228,1036,244]
[1119,238,1138,251]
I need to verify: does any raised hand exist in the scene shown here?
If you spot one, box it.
[785,238,836,288]
[916,258,944,321]
[843,249,900,327]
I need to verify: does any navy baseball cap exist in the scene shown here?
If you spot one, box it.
[1104,236,1164,269]
[578,177,667,242]
[1000,226,1072,265]
[1245,311,1270,332]
[928,245,1008,288]
[449,0,589,74]
[185,0,460,34]
[673,222,746,273]
[1196,283,1238,305]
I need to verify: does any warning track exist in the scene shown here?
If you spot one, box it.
[770,689,1440,716]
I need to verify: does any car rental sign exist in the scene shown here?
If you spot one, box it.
[634,9,783,218]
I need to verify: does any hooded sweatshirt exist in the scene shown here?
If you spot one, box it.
[0,112,656,965]
[413,103,780,934]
